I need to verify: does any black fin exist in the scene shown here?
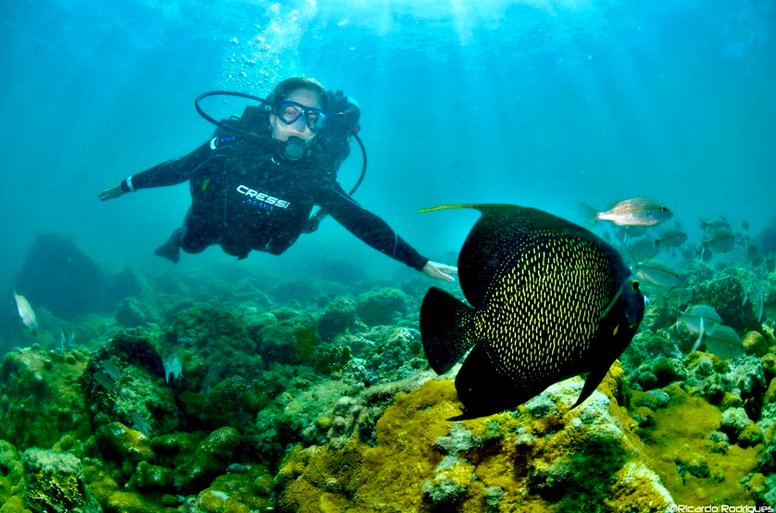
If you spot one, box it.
[571,361,611,409]
[154,230,182,263]
[420,287,478,374]
[450,343,529,420]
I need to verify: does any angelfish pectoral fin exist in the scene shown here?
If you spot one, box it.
[599,286,624,322]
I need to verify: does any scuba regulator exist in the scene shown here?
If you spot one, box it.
[194,90,366,233]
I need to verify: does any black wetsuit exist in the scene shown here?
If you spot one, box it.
[120,129,429,271]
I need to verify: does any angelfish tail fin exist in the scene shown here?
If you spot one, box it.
[420,287,478,374]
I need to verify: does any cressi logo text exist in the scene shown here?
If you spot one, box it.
[236,185,290,208]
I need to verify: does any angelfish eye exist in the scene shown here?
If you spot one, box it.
[631,279,640,291]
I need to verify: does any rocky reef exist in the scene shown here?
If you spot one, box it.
[0,250,775,512]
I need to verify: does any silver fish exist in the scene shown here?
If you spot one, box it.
[625,235,659,263]
[58,327,75,351]
[743,282,765,322]
[764,295,776,320]
[655,228,688,248]
[577,198,673,228]
[13,288,39,335]
[93,372,120,395]
[164,353,182,384]
[698,216,730,233]
[701,227,736,255]
[102,360,121,381]
[131,412,151,437]
[746,241,765,268]
[636,258,681,290]
[677,304,722,334]
[700,325,744,360]
[690,317,706,353]
[665,288,693,308]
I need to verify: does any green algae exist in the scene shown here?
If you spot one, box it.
[638,383,761,506]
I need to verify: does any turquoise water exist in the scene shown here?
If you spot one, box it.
[1,3,775,510]
[1,0,773,284]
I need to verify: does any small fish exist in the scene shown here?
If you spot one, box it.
[419,203,645,419]
[746,242,765,268]
[700,325,744,360]
[677,304,722,334]
[701,227,736,255]
[615,225,648,242]
[655,228,688,248]
[625,235,659,263]
[665,288,693,308]
[93,372,120,395]
[58,327,75,351]
[577,198,673,228]
[698,216,731,233]
[636,258,681,291]
[102,360,121,381]
[742,220,750,231]
[763,295,776,320]
[13,288,39,336]
[164,353,182,384]
[131,412,151,437]
[690,317,706,353]
[743,282,765,322]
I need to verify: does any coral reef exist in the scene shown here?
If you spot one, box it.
[0,253,773,512]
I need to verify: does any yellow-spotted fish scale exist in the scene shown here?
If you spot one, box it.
[420,204,645,420]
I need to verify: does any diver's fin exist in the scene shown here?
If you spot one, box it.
[571,361,612,409]
[154,230,182,263]
[420,286,478,374]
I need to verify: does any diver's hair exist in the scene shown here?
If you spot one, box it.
[267,77,328,111]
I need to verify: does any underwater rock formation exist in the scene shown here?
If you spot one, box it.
[22,448,102,513]
[0,347,92,450]
[14,233,108,320]
[356,287,411,326]
[1,254,774,512]
[275,364,675,512]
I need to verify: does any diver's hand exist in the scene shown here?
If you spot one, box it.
[99,183,126,201]
[327,90,349,115]
[422,261,458,283]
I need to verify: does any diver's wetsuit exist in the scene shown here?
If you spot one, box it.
[120,130,429,271]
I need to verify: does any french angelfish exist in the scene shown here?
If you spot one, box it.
[419,204,645,420]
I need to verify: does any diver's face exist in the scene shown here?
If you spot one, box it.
[270,88,323,144]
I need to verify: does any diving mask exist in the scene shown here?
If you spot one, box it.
[274,101,327,132]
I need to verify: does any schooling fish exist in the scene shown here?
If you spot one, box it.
[635,258,681,291]
[695,325,744,360]
[577,198,673,229]
[13,288,39,336]
[164,353,182,384]
[102,360,122,381]
[677,304,722,334]
[419,204,645,420]
[655,228,688,249]
[698,216,730,233]
[701,227,736,255]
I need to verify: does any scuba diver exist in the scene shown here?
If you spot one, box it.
[98,77,457,282]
